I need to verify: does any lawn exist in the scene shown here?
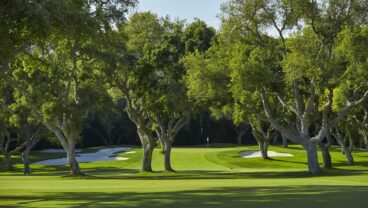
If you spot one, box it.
[1,144,368,207]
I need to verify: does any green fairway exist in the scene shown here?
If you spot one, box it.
[1,144,368,207]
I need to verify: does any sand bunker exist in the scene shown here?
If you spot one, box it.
[38,149,82,153]
[240,150,293,158]
[33,147,131,165]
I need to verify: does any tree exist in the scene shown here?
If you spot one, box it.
[183,20,282,159]
[8,36,107,175]
[8,102,43,175]
[2,0,137,175]
[101,13,215,172]
[217,0,368,174]
[139,21,192,172]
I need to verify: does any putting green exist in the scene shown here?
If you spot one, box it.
[1,144,368,207]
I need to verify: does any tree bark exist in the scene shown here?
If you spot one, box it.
[43,121,83,175]
[341,143,354,166]
[142,142,154,172]
[304,141,321,174]
[335,130,354,166]
[236,124,248,145]
[345,150,354,166]
[163,142,174,172]
[22,149,31,175]
[65,147,82,175]
[320,145,332,168]
[22,137,40,175]
[256,140,269,159]
[262,141,269,159]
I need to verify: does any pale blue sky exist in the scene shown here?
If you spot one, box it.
[134,0,226,29]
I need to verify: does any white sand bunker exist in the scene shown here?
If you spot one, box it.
[37,149,82,153]
[33,147,131,165]
[240,150,293,158]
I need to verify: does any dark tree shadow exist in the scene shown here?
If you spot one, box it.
[3,185,368,208]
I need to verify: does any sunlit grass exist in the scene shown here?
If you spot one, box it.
[1,144,368,207]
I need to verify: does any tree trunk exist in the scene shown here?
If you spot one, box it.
[263,141,269,159]
[320,145,332,168]
[66,148,82,175]
[282,135,288,148]
[347,135,353,153]
[304,141,321,174]
[336,134,355,166]
[341,145,354,166]
[345,150,354,166]
[237,133,242,145]
[22,138,39,175]
[4,154,13,171]
[163,142,174,172]
[22,149,31,175]
[257,140,269,159]
[142,142,154,172]
[237,130,246,145]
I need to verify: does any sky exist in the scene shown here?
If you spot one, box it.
[133,0,226,29]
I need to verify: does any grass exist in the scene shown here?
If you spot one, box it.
[1,144,368,207]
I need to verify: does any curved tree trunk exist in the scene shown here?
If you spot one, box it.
[345,150,354,166]
[163,141,174,172]
[320,145,332,168]
[335,131,354,166]
[22,137,40,175]
[341,144,354,166]
[304,141,321,174]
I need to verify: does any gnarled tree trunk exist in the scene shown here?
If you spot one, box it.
[258,140,269,159]
[50,126,83,175]
[142,142,154,172]
[137,128,155,172]
[320,145,332,168]
[22,130,41,175]
[334,129,354,166]
[251,124,273,160]
[155,116,190,172]
[303,141,320,174]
